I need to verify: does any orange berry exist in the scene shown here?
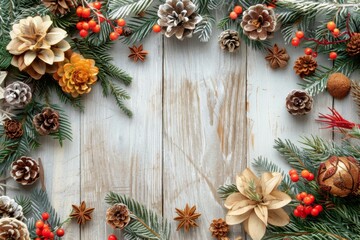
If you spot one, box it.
[333,28,340,37]
[117,18,126,27]
[301,169,310,178]
[234,6,243,14]
[296,31,304,39]
[291,37,300,47]
[93,1,102,10]
[82,22,89,30]
[82,8,91,18]
[35,220,44,229]
[304,48,312,55]
[229,11,238,20]
[88,19,97,29]
[327,21,336,31]
[115,27,123,35]
[152,24,161,33]
[296,193,302,201]
[76,21,83,30]
[79,29,88,38]
[92,24,101,33]
[76,6,83,17]
[42,212,50,221]
[300,192,307,199]
[289,169,297,175]
[109,32,119,41]
[329,51,337,60]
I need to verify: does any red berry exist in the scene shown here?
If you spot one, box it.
[289,169,297,175]
[300,212,307,219]
[311,208,320,217]
[304,48,312,55]
[82,8,91,18]
[290,174,299,182]
[300,192,307,199]
[56,228,65,237]
[305,206,313,215]
[43,224,50,229]
[308,194,315,203]
[36,228,42,236]
[314,205,323,212]
[42,228,51,238]
[109,32,119,41]
[327,21,336,31]
[92,24,101,33]
[296,31,304,39]
[296,204,304,212]
[93,2,102,10]
[291,37,300,47]
[115,27,123,35]
[152,24,161,33]
[88,19,97,29]
[35,238,41,240]
[312,51,318,58]
[49,232,55,238]
[234,6,243,14]
[76,22,84,30]
[117,19,126,27]
[329,51,337,60]
[42,212,50,221]
[306,173,315,181]
[35,220,44,229]
[79,29,88,38]
[229,11,238,20]
[293,209,301,217]
[76,6,83,17]
[301,170,310,178]
[82,22,89,30]
[108,234,118,240]
[296,193,302,201]
[333,28,340,37]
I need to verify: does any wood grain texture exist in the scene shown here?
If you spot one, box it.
[163,30,247,239]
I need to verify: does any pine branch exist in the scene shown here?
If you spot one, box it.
[194,14,215,42]
[108,0,153,20]
[274,138,306,170]
[105,192,171,240]
[49,104,73,146]
[15,195,32,216]
[217,184,238,200]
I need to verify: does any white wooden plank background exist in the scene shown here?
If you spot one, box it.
[6,29,356,240]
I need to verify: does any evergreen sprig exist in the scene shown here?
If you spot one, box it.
[105,192,171,240]
[108,0,154,20]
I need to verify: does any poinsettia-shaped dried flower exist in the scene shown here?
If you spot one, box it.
[70,201,95,225]
[225,168,291,240]
[128,45,148,62]
[6,15,70,80]
[174,204,201,232]
[55,52,98,97]
[265,44,290,69]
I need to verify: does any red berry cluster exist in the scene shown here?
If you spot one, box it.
[108,234,118,240]
[289,169,314,182]
[294,192,323,218]
[229,5,243,20]
[34,212,65,240]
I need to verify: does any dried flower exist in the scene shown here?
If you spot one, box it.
[128,45,148,62]
[225,168,291,240]
[174,204,201,232]
[265,44,290,69]
[70,201,95,225]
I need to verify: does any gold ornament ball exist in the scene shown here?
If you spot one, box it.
[317,156,360,197]
[326,73,351,99]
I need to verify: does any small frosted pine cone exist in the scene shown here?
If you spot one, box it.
[33,107,60,135]
[293,55,317,78]
[42,0,76,15]
[11,156,40,186]
[4,120,23,139]
[218,30,241,53]
[4,81,32,107]
[286,90,313,116]
[0,196,25,221]
[209,218,230,239]
[0,218,30,240]
[106,203,131,229]
[346,33,360,57]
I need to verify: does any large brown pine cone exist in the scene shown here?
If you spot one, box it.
[42,0,76,15]
[209,218,230,239]
[11,156,40,186]
[346,33,360,57]
[4,81,32,107]
[286,90,313,115]
[293,55,317,78]
[0,196,25,221]
[157,0,202,40]
[240,4,277,40]
[106,204,131,229]
[218,30,241,53]
[33,107,60,135]
[4,120,23,139]
[0,218,30,240]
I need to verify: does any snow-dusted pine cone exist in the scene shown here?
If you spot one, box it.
[4,81,32,107]
[11,156,40,186]
[0,196,25,221]
[0,218,30,240]
[218,30,241,53]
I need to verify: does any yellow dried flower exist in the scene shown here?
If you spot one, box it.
[55,53,98,97]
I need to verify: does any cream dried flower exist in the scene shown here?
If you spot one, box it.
[225,168,291,240]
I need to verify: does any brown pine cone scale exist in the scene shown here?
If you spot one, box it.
[286,90,313,115]
[11,156,40,185]
[106,203,131,229]
[346,33,360,57]
[294,55,317,78]
[33,108,60,135]
[209,218,230,239]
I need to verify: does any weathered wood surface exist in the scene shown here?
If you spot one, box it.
[6,31,356,239]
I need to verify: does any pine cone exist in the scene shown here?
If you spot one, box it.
[122,26,133,37]
[0,218,30,240]
[286,90,313,115]
[346,33,360,57]
[42,0,76,15]
[293,55,317,78]
[265,44,290,69]
[0,196,25,221]
[33,107,60,135]
[6,16,70,80]
[240,4,277,40]
[209,218,230,239]
[218,30,240,53]
[4,81,32,107]
[4,120,23,139]
[11,156,40,186]
[157,0,202,40]
[106,203,131,229]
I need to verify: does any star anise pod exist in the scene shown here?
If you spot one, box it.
[265,44,290,69]
[128,45,148,62]
[174,204,201,232]
[69,201,95,225]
